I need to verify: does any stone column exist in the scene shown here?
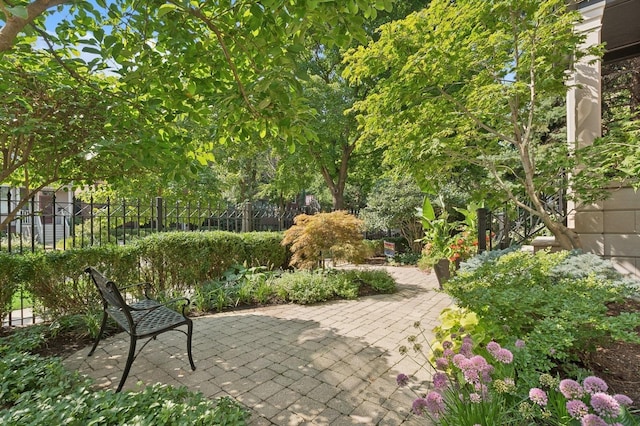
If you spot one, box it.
[566,2,605,250]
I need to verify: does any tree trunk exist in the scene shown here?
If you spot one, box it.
[545,218,582,250]
[332,191,344,211]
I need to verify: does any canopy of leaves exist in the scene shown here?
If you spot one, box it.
[343,0,598,210]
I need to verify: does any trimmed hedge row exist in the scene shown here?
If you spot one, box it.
[0,231,287,321]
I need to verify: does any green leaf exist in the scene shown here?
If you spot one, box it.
[7,5,28,19]
[158,4,178,18]
[421,197,435,221]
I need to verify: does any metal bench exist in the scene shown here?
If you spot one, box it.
[84,267,196,392]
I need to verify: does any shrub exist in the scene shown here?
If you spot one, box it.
[0,328,249,424]
[269,269,397,305]
[240,232,288,269]
[445,250,640,376]
[0,252,24,322]
[282,211,366,269]
[25,245,139,317]
[360,178,424,253]
[342,269,397,294]
[273,270,336,304]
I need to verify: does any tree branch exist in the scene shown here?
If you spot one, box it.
[437,87,517,145]
[0,0,71,52]
[180,3,258,116]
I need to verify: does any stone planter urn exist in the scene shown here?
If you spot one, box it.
[433,258,451,289]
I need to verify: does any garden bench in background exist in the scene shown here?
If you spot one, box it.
[84,267,196,392]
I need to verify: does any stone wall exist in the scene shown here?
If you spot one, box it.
[576,185,640,278]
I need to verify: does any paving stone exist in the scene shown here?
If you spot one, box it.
[264,387,302,410]
[62,266,448,426]
[251,381,286,401]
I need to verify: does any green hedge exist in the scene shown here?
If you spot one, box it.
[134,231,286,293]
[1,232,288,320]
[0,252,26,323]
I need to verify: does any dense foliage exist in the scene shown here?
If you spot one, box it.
[282,211,367,269]
[0,231,287,320]
[360,178,424,253]
[445,250,640,380]
[344,0,608,249]
[0,326,249,424]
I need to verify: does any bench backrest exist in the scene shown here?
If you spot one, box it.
[85,267,128,311]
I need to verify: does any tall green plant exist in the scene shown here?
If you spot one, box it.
[344,0,606,250]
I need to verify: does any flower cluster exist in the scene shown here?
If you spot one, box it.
[559,376,632,424]
[447,231,477,263]
[397,333,516,421]
[522,374,634,425]
[397,324,636,426]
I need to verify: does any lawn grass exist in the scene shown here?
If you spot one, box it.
[10,289,33,311]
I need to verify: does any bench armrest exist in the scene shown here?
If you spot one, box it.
[130,297,192,325]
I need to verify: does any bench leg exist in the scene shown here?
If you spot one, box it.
[88,311,108,357]
[117,335,137,393]
[187,319,196,371]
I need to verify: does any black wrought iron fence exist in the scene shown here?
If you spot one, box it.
[1,195,318,326]
[1,195,315,253]
[476,193,567,253]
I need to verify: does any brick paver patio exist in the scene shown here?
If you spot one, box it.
[64,266,451,425]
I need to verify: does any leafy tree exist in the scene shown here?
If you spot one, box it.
[293,1,429,210]
[344,0,606,249]
[2,1,400,220]
[360,178,424,253]
[282,211,366,269]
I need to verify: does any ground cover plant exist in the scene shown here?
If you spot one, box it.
[192,265,397,312]
[0,325,249,425]
[395,249,640,425]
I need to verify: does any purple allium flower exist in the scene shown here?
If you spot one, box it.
[475,383,489,399]
[559,379,585,399]
[481,365,494,383]
[486,341,501,355]
[469,392,482,403]
[412,398,428,416]
[463,368,480,384]
[613,394,633,406]
[396,373,410,387]
[566,399,589,419]
[424,391,445,418]
[435,357,449,371]
[580,414,607,426]
[583,376,608,394]
[515,339,525,348]
[462,334,473,344]
[443,348,455,359]
[494,348,514,364]
[433,372,448,389]
[452,354,468,368]
[442,340,453,350]
[590,392,621,418]
[459,341,473,357]
[529,387,548,406]
[470,355,488,369]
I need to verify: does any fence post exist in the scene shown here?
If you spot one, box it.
[477,207,488,253]
[30,196,36,252]
[6,190,11,253]
[156,197,164,232]
[52,193,57,249]
[242,201,253,232]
